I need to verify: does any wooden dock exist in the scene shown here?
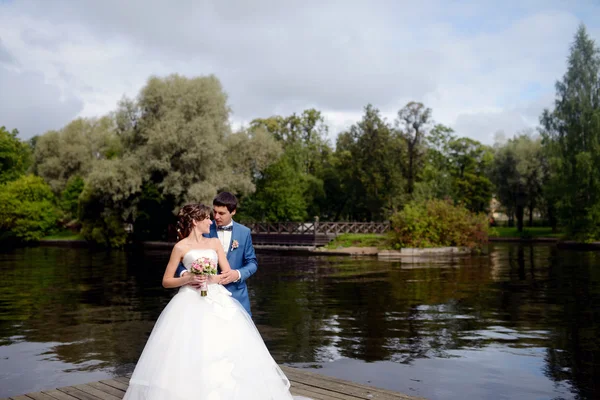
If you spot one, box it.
[1,365,424,400]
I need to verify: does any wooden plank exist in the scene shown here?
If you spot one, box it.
[291,381,362,399]
[290,384,341,400]
[10,396,34,400]
[22,393,56,400]
[72,385,120,400]
[55,387,100,400]
[39,390,79,400]
[112,377,129,385]
[85,383,123,399]
[282,366,423,400]
[97,381,127,392]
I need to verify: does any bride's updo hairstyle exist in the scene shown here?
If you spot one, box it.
[176,203,211,240]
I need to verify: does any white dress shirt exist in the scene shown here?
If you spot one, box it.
[216,221,241,282]
[216,221,233,254]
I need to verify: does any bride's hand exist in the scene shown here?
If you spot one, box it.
[208,274,221,285]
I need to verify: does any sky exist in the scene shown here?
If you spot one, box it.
[1,0,599,144]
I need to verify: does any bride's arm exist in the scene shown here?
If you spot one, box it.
[162,244,194,288]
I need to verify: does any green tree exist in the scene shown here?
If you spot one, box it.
[413,124,456,202]
[395,102,433,195]
[0,126,31,184]
[79,155,143,247]
[242,154,309,221]
[0,175,59,242]
[540,24,600,240]
[247,109,333,219]
[334,104,405,221]
[492,133,544,231]
[60,176,85,221]
[33,116,121,194]
[447,137,494,213]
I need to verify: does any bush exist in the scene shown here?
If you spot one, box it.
[390,199,489,249]
[0,175,60,242]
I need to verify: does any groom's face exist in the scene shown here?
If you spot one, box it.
[213,205,236,227]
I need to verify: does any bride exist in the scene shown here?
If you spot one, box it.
[124,203,311,400]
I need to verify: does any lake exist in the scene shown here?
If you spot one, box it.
[0,243,598,399]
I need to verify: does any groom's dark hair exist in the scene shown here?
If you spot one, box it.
[213,192,238,213]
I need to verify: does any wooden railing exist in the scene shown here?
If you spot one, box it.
[245,221,390,236]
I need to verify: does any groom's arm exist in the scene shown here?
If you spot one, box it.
[175,262,187,277]
[236,230,258,283]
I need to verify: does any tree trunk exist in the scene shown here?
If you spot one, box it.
[528,205,534,227]
[517,204,524,233]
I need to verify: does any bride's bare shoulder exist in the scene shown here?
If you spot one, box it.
[172,240,189,255]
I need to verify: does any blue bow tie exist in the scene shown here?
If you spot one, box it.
[217,225,233,231]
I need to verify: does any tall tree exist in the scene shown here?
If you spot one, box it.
[33,116,120,194]
[492,133,544,231]
[447,137,494,213]
[0,126,31,184]
[541,24,600,239]
[395,102,433,195]
[248,109,332,220]
[335,104,405,221]
[413,124,456,202]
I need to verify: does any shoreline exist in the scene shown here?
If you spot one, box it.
[34,237,600,256]
[37,237,600,255]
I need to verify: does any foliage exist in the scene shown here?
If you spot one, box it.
[60,176,85,219]
[540,24,600,241]
[240,154,309,221]
[491,132,545,231]
[78,156,143,247]
[394,102,432,195]
[0,126,31,184]
[488,227,562,238]
[332,104,406,221]
[0,175,60,242]
[325,233,391,249]
[33,116,121,194]
[390,199,489,249]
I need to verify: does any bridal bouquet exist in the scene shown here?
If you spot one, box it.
[189,257,218,296]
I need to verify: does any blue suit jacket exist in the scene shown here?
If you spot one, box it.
[175,221,258,316]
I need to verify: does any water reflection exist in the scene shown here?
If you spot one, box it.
[0,244,598,399]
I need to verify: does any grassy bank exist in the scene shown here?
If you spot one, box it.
[325,233,391,249]
[489,227,562,239]
[41,230,85,241]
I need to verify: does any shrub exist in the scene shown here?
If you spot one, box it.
[0,175,60,242]
[390,198,489,249]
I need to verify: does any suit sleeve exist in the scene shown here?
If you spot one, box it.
[238,229,258,283]
[175,262,187,277]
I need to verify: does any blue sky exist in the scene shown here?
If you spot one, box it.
[0,0,599,143]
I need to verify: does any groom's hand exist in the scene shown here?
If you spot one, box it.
[219,270,240,285]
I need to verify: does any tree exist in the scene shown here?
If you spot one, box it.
[247,109,333,219]
[395,102,433,195]
[492,133,544,231]
[540,24,600,240]
[413,124,456,202]
[0,126,31,184]
[447,137,494,213]
[334,104,405,221]
[33,116,121,194]
[79,155,143,247]
[0,175,59,242]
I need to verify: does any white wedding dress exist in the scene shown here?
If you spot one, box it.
[124,249,311,400]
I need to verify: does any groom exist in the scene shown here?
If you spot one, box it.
[176,192,258,317]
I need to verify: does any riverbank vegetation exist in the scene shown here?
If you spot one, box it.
[1,25,600,247]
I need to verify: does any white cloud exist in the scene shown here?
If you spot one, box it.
[0,0,597,142]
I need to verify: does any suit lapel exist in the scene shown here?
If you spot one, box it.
[226,221,237,262]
